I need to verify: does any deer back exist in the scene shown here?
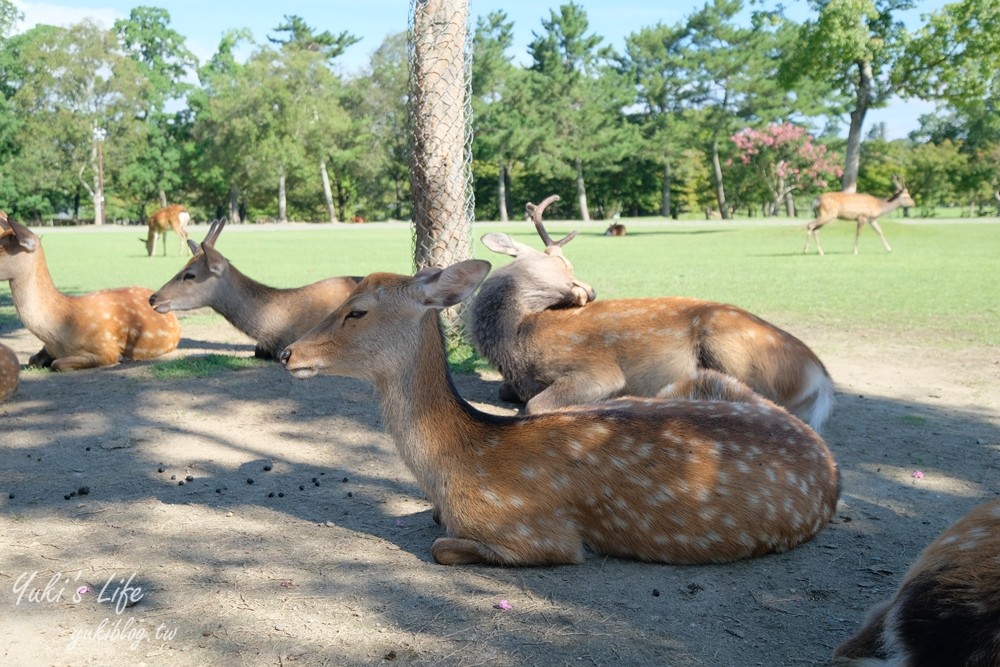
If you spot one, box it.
[282,260,840,566]
[834,499,1000,665]
[0,342,19,401]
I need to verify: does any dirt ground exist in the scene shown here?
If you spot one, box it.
[1,312,997,667]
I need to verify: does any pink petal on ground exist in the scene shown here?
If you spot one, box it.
[912,470,925,479]
[495,599,513,611]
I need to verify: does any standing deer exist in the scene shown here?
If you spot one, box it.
[804,178,915,255]
[0,342,18,401]
[834,499,1000,666]
[148,217,361,359]
[469,195,835,432]
[280,260,840,567]
[141,204,191,257]
[0,214,181,370]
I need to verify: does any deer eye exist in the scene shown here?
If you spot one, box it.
[182,272,196,281]
[345,310,367,321]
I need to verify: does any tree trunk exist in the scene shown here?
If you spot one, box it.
[278,165,287,223]
[159,190,167,208]
[842,60,874,193]
[661,160,672,218]
[784,183,795,217]
[497,159,508,222]
[410,0,473,272]
[710,137,729,220]
[229,184,241,224]
[320,159,338,223]
[575,158,590,222]
[93,140,105,225]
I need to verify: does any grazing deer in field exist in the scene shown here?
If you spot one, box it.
[142,204,191,257]
[834,499,1000,666]
[148,217,361,359]
[604,223,626,237]
[804,178,915,255]
[469,195,835,432]
[280,260,840,566]
[0,342,19,401]
[0,213,181,370]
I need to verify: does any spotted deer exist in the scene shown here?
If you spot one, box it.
[834,499,1000,666]
[141,204,191,257]
[804,177,915,256]
[280,260,840,566]
[149,217,361,359]
[469,195,835,432]
[0,214,180,370]
[0,342,18,401]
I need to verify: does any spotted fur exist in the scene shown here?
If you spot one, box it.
[0,342,18,401]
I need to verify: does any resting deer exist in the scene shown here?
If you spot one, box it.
[148,217,361,359]
[804,178,915,255]
[280,260,840,566]
[834,499,1000,666]
[604,223,626,237]
[0,214,181,371]
[469,195,835,432]
[0,342,19,401]
[141,204,191,257]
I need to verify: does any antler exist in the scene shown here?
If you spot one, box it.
[527,195,577,248]
[0,211,10,238]
[203,217,227,248]
[891,173,904,191]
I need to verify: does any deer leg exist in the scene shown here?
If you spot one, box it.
[51,353,116,371]
[869,219,893,253]
[853,218,867,255]
[431,537,507,565]
[28,347,55,368]
[525,368,626,414]
[803,226,815,253]
[162,231,168,257]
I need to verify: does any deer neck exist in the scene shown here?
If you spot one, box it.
[7,246,72,340]
[880,196,903,216]
[211,265,287,342]
[371,313,490,505]
[467,273,531,370]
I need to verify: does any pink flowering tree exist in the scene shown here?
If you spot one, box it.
[729,123,842,216]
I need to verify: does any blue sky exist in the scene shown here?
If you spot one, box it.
[12,0,947,139]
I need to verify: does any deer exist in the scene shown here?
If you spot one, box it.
[148,217,362,359]
[141,204,191,257]
[0,213,181,371]
[468,195,835,432]
[833,499,1000,666]
[279,259,840,567]
[603,223,626,237]
[804,177,915,256]
[0,342,19,401]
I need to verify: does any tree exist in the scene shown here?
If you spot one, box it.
[780,0,914,192]
[114,7,197,212]
[268,14,360,59]
[730,123,842,215]
[524,2,637,221]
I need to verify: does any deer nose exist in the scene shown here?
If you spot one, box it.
[278,348,292,366]
[148,294,157,306]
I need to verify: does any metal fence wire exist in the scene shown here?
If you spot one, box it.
[408,0,475,343]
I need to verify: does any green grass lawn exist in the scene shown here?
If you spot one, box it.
[2,219,998,347]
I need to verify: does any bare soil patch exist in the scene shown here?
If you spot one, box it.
[1,315,998,666]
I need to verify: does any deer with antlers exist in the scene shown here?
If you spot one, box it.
[280,260,840,566]
[148,217,361,359]
[0,342,18,401]
[834,498,1000,666]
[0,213,180,370]
[468,195,835,432]
[804,177,915,255]
[141,204,191,257]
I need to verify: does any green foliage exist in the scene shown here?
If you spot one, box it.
[148,354,266,379]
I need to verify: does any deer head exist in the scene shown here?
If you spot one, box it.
[0,213,40,281]
[480,195,596,309]
[149,218,230,313]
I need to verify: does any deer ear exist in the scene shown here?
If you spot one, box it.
[8,221,37,252]
[481,233,537,258]
[412,260,491,308]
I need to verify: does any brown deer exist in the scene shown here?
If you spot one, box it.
[148,217,361,359]
[603,223,626,237]
[0,214,181,371]
[279,260,840,567]
[469,195,835,432]
[804,178,915,255]
[141,204,191,257]
[834,499,1000,666]
[0,342,18,401]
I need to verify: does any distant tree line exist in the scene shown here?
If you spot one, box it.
[0,0,997,224]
